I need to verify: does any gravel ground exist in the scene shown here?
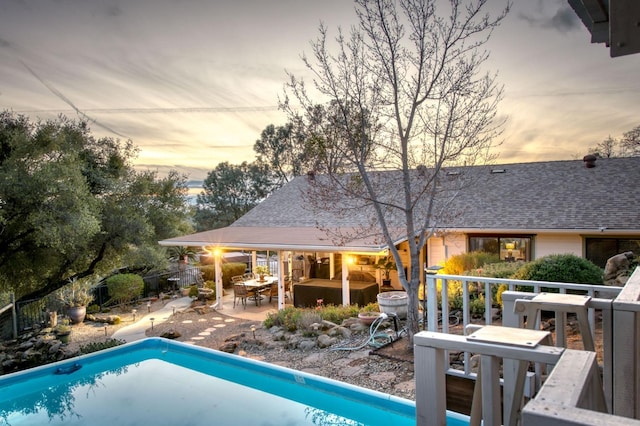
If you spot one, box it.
[65,299,603,404]
[68,299,418,401]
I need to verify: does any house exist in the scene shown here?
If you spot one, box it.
[160,156,640,308]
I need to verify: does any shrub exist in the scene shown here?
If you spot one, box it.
[511,254,603,285]
[319,304,361,324]
[199,265,216,281]
[221,263,247,288]
[264,306,301,331]
[188,285,199,298]
[86,304,100,314]
[203,280,216,299]
[79,338,126,354]
[106,273,144,307]
[469,261,524,279]
[263,304,374,332]
[469,295,486,318]
[299,311,323,336]
[442,251,500,275]
[466,261,525,308]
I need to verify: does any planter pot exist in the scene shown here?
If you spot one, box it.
[358,311,383,325]
[56,331,71,344]
[181,288,190,297]
[67,306,86,324]
[380,280,394,292]
[377,291,408,319]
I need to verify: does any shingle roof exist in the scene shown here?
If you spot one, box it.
[161,157,640,250]
[234,157,640,233]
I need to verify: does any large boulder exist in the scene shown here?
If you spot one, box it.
[604,251,635,286]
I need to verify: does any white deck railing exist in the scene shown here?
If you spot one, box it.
[416,268,640,425]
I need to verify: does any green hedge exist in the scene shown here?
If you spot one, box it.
[198,262,247,288]
[511,254,603,285]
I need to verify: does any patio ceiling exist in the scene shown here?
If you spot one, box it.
[158,226,405,253]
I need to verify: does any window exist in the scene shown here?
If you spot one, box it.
[585,238,640,268]
[468,235,532,262]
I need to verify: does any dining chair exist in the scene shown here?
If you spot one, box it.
[243,272,255,281]
[233,283,257,309]
[231,275,245,284]
[268,283,279,303]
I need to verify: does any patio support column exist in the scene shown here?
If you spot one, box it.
[329,253,335,280]
[214,252,223,310]
[341,255,350,306]
[277,250,285,310]
[251,251,257,272]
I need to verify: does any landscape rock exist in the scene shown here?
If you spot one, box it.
[317,334,337,348]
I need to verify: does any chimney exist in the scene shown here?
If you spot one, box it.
[583,154,597,168]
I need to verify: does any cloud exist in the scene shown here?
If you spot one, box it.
[518,3,580,34]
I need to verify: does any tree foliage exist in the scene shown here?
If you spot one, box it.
[253,123,309,185]
[0,111,192,302]
[194,161,277,230]
[283,0,508,343]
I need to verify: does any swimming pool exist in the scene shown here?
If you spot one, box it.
[0,338,470,425]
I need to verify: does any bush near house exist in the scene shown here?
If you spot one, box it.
[106,273,144,307]
[200,265,216,281]
[511,254,603,285]
[197,262,247,288]
[442,251,500,275]
[222,263,247,288]
[429,251,501,311]
[467,261,525,309]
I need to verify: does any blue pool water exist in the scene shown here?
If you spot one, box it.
[0,338,469,425]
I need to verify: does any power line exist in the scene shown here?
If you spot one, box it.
[14,106,281,114]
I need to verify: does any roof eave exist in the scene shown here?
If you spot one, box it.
[446,227,640,236]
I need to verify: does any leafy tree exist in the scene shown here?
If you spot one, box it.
[283,0,508,345]
[194,161,277,230]
[0,112,192,303]
[253,123,309,185]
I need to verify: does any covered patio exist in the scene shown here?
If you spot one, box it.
[159,225,409,314]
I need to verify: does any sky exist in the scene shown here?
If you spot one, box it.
[1,0,638,181]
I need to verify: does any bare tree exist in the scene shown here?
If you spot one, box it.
[620,125,640,157]
[588,135,618,158]
[283,0,509,346]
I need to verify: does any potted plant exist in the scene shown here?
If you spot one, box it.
[57,277,95,324]
[374,256,397,288]
[54,319,72,344]
[169,246,198,271]
[254,265,270,281]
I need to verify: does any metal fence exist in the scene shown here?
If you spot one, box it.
[8,267,206,335]
[14,297,49,334]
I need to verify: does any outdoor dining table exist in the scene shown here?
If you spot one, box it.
[243,276,277,306]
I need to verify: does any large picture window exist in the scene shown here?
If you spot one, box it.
[468,235,532,262]
[585,238,640,268]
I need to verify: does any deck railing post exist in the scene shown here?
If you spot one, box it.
[612,268,640,418]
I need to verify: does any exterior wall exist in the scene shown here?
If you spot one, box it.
[427,233,466,267]
[534,233,582,258]
[427,232,584,265]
